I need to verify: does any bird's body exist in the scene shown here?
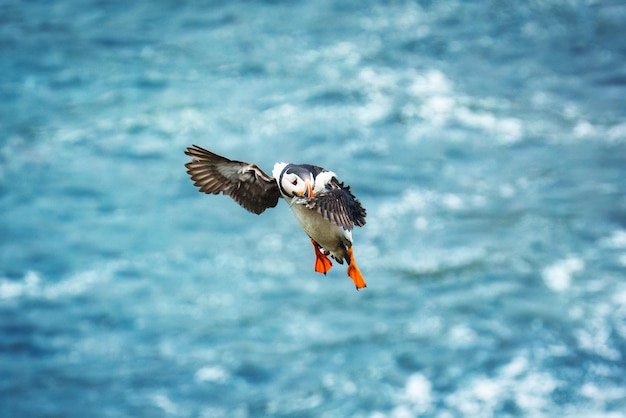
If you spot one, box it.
[184,145,367,289]
[290,201,351,262]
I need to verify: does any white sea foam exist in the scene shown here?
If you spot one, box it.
[403,373,433,414]
[607,122,626,143]
[406,69,524,144]
[443,366,559,416]
[408,70,452,96]
[575,302,622,361]
[0,278,24,300]
[448,324,479,347]
[0,270,41,300]
[580,382,626,404]
[151,392,178,415]
[383,373,434,417]
[601,230,626,248]
[355,67,395,124]
[44,269,102,299]
[541,257,585,292]
[195,366,230,384]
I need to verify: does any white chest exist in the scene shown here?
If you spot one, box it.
[288,200,352,253]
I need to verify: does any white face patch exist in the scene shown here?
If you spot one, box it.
[280,171,314,198]
[273,163,315,199]
[273,162,293,198]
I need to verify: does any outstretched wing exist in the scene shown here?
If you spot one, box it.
[184,145,280,214]
[306,177,366,231]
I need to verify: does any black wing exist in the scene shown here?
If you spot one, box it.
[184,145,280,214]
[305,177,366,231]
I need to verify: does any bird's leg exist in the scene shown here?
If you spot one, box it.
[311,239,333,275]
[346,247,367,290]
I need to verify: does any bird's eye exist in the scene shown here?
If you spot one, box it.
[291,179,298,185]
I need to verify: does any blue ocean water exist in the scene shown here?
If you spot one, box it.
[2,0,626,416]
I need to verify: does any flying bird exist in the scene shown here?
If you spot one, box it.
[184,145,367,290]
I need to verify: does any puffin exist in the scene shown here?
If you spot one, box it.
[184,145,367,289]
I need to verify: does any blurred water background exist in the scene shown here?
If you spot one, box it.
[2,0,626,416]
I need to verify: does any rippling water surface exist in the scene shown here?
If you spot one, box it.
[2,1,626,416]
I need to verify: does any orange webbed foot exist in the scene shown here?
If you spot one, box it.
[346,247,366,290]
[311,239,333,275]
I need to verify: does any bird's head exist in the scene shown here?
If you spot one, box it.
[273,163,315,199]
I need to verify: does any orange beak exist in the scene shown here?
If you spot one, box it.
[303,181,314,198]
